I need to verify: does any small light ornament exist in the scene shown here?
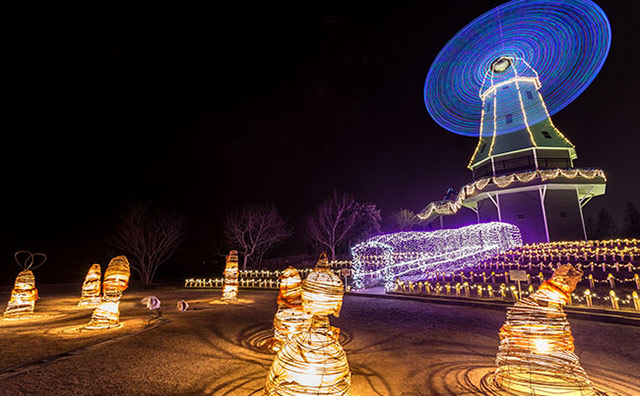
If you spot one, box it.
[4,251,46,319]
[141,296,162,324]
[265,253,351,395]
[77,263,102,307]
[221,250,239,302]
[271,266,311,352]
[177,300,189,312]
[494,264,597,395]
[85,255,130,330]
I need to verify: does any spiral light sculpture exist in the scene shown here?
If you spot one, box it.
[265,253,351,395]
[277,266,303,308]
[424,0,611,136]
[78,263,102,308]
[86,255,130,330]
[4,270,38,318]
[495,264,597,395]
[272,266,311,352]
[221,250,239,302]
[301,254,344,317]
[4,251,46,319]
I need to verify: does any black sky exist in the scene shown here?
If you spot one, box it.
[2,1,639,283]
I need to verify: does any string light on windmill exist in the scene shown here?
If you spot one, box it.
[4,251,47,319]
[85,255,130,330]
[271,266,311,352]
[221,250,239,302]
[77,263,102,308]
[265,252,351,396]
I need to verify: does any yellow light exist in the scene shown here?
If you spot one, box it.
[4,251,46,319]
[4,270,38,318]
[533,338,550,354]
[271,266,311,352]
[300,254,344,318]
[221,250,239,302]
[85,256,130,330]
[78,263,102,308]
[277,266,303,307]
[265,253,351,395]
[494,264,597,395]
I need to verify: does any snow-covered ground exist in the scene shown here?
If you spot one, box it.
[0,285,638,395]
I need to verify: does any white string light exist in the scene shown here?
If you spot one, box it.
[352,222,522,290]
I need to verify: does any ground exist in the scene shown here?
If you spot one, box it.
[0,285,638,396]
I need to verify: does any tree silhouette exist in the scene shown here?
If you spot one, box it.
[308,190,381,260]
[593,208,617,240]
[584,217,595,240]
[622,202,640,238]
[110,203,186,286]
[388,209,420,232]
[223,204,292,270]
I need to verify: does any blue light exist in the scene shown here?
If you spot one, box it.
[424,0,611,136]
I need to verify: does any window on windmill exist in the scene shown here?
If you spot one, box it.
[480,143,486,153]
[526,91,533,99]
[502,85,509,90]
[517,214,525,219]
[560,212,567,218]
[541,130,552,139]
[486,103,491,111]
[505,114,513,124]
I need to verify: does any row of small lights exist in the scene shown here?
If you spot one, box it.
[417,168,606,220]
[475,261,640,272]
[185,261,351,288]
[393,279,640,311]
[421,270,640,289]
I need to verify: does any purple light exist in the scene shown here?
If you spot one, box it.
[351,222,522,290]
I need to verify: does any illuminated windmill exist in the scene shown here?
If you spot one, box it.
[4,251,47,319]
[418,0,611,243]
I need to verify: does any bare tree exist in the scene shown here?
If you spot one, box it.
[110,203,187,286]
[223,204,292,270]
[308,190,381,260]
[389,209,420,232]
[622,201,640,238]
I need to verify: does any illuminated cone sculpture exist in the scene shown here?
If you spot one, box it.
[265,253,351,396]
[221,250,239,302]
[5,270,38,318]
[495,264,597,395]
[78,263,102,307]
[271,266,311,352]
[86,255,130,330]
[4,251,46,318]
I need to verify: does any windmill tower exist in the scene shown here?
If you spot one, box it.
[461,56,605,243]
[418,0,611,244]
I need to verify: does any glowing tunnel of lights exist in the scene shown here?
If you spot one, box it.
[424,0,611,136]
[351,222,523,290]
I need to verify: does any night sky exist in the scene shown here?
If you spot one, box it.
[2,1,639,283]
